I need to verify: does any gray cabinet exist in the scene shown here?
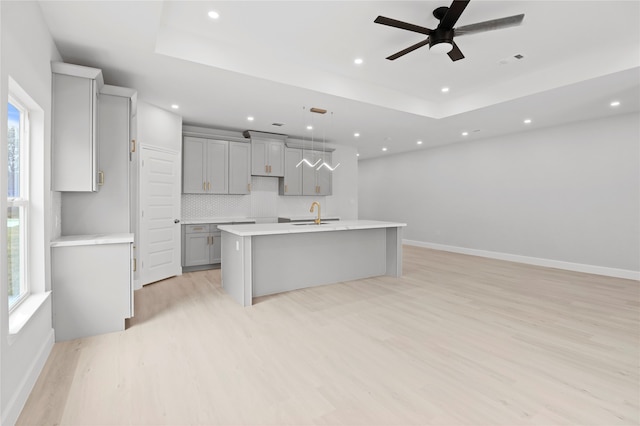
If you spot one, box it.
[183,137,228,194]
[228,141,251,194]
[52,62,104,192]
[52,241,133,341]
[182,224,222,267]
[301,151,333,196]
[251,139,285,177]
[62,87,135,235]
[280,148,303,195]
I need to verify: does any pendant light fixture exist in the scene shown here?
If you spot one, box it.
[296,106,340,172]
[296,106,321,168]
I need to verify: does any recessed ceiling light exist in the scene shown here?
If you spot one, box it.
[441,87,450,93]
[306,125,313,130]
[356,153,360,157]
[171,104,179,109]
[354,58,363,65]
[417,140,423,145]
[461,131,468,136]
[208,10,220,19]
[382,147,388,152]
[354,132,360,137]
[610,101,621,107]
[524,118,532,124]
[247,116,254,121]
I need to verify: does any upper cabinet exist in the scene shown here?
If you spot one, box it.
[52,62,104,192]
[182,135,251,195]
[183,137,228,194]
[228,141,251,194]
[302,151,333,196]
[280,148,303,196]
[244,131,286,177]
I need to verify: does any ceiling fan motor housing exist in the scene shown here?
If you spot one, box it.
[429,28,454,52]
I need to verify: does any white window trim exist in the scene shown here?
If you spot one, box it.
[7,95,30,313]
[6,76,48,341]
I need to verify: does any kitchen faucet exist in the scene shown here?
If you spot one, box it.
[310,201,321,225]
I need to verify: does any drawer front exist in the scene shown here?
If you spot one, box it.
[185,224,209,234]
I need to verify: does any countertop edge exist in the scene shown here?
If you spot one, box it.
[51,233,134,247]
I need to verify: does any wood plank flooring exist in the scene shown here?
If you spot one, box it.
[17,246,640,425]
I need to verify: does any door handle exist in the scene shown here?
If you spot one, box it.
[174,219,180,223]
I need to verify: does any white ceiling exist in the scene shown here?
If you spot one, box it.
[38,1,640,159]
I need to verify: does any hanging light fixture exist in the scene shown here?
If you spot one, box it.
[296,106,321,168]
[316,110,340,172]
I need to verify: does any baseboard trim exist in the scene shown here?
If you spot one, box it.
[404,239,640,281]
[1,328,54,426]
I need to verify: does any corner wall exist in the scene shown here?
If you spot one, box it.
[0,2,62,424]
[359,113,640,278]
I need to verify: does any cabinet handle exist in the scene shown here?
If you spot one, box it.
[133,258,137,272]
[284,184,288,193]
[270,165,272,173]
[207,182,211,191]
[207,235,211,245]
[193,227,204,231]
[265,165,268,173]
[98,171,105,186]
[247,183,251,191]
[203,182,206,191]
[131,139,136,153]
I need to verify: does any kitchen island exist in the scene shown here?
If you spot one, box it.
[218,220,406,306]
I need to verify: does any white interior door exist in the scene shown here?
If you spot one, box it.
[140,146,181,285]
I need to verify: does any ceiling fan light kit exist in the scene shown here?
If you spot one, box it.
[374,0,524,62]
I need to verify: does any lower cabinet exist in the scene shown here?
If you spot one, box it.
[52,240,133,342]
[182,221,255,271]
[183,224,221,267]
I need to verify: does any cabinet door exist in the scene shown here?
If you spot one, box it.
[184,233,210,266]
[183,137,207,193]
[281,148,302,195]
[302,151,333,195]
[52,73,98,192]
[302,151,319,196]
[317,152,333,196]
[268,141,285,177]
[251,140,268,176]
[210,232,222,264]
[207,140,228,194]
[229,142,251,194]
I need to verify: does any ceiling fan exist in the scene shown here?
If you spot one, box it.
[374,0,524,61]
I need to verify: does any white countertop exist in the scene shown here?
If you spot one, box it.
[182,217,256,225]
[218,220,406,237]
[51,233,134,247]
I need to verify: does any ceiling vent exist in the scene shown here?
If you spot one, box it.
[272,122,285,127]
[498,54,525,65]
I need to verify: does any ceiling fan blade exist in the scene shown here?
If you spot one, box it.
[447,41,465,61]
[455,14,525,37]
[374,16,433,36]
[386,38,431,60]
[439,0,471,29]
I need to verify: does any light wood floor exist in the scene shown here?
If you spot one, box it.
[18,246,639,425]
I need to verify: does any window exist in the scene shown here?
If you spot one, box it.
[8,98,29,310]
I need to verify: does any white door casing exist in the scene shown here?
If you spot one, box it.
[140,146,181,285]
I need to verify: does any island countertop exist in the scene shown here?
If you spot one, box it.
[218,220,406,237]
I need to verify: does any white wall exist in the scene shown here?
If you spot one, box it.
[180,126,358,221]
[138,101,182,153]
[0,1,61,424]
[359,113,640,278]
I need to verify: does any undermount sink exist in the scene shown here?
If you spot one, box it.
[293,222,330,226]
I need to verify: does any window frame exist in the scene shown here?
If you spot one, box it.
[7,95,30,312]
